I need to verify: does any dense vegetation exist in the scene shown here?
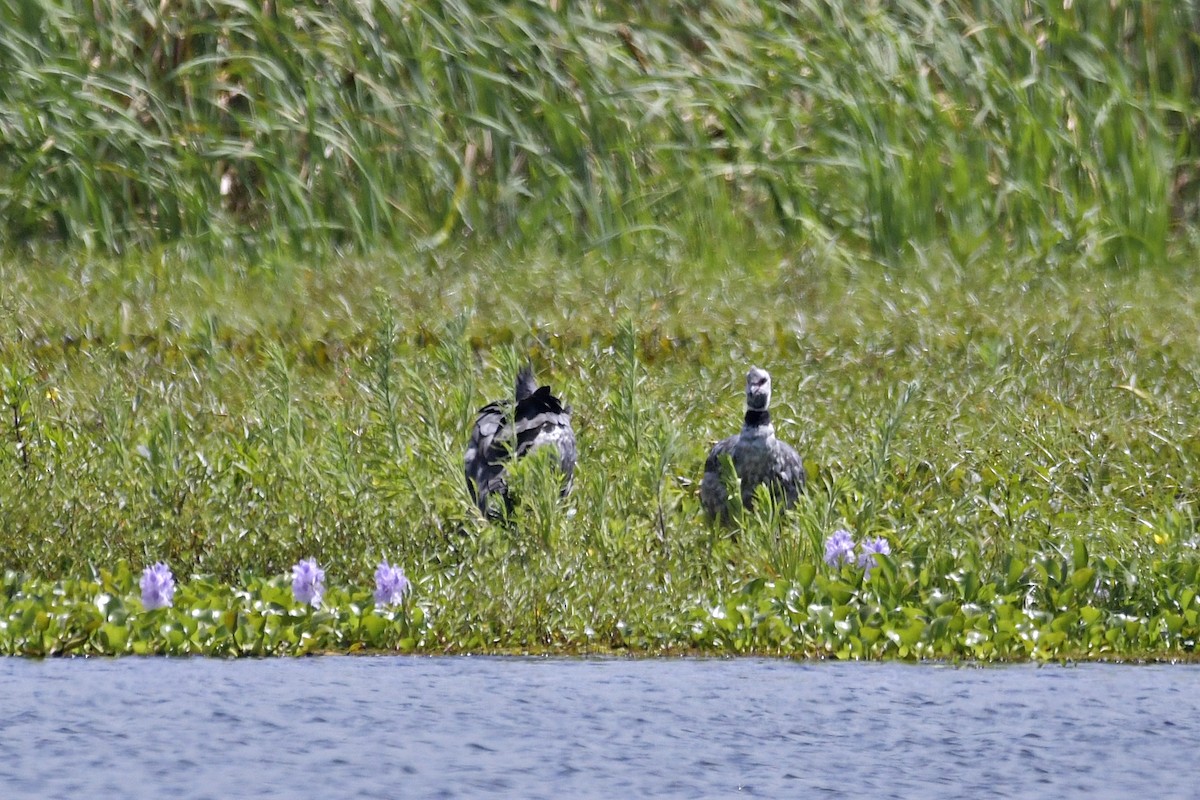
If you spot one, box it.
[3,0,1200,265]
[2,1,1200,659]
[4,251,1199,659]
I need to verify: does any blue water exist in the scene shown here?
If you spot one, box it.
[1,657,1198,798]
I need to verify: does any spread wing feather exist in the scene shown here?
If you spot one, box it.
[465,373,576,517]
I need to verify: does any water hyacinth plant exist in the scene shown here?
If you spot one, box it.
[824,531,892,576]
[139,563,175,610]
[824,531,856,568]
[858,539,892,578]
[373,561,410,609]
[291,559,325,608]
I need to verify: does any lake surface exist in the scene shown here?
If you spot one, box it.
[2,656,1198,798]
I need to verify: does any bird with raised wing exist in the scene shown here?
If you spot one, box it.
[465,365,576,518]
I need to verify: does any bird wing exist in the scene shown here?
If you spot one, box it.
[512,386,573,455]
[464,400,511,508]
[466,379,578,513]
[700,434,739,517]
[771,438,807,497]
[703,435,738,474]
[511,386,576,492]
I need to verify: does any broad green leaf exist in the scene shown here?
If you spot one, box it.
[1072,538,1089,571]
[100,623,128,652]
[1070,567,1095,592]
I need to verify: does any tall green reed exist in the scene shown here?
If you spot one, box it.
[1,0,1196,266]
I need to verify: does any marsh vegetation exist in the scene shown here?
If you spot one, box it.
[2,1,1200,658]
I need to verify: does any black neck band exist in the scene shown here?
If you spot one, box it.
[744,409,770,427]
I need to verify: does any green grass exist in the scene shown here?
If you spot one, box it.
[2,0,1198,266]
[3,0,1200,659]
[2,246,1200,659]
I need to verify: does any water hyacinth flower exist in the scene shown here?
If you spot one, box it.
[858,537,892,577]
[291,558,325,608]
[824,529,856,567]
[373,561,410,608]
[140,562,175,610]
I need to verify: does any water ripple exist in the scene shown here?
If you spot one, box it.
[1,658,1199,797]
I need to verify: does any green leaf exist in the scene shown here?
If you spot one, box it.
[1070,567,1095,592]
[825,580,854,606]
[362,614,386,642]
[898,619,925,647]
[100,623,128,652]
[1007,559,1027,587]
[1038,630,1067,650]
[959,571,979,602]
[1072,538,1089,571]
[935,600,959,617]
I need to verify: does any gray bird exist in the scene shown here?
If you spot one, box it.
[700,366,805,521]
[464,365,577,517]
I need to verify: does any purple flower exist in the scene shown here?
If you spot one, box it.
[291,558,325,608]
[858,537,892,576]
[373,561,410,608]
[824,529,856,567]
[140,562,175,610]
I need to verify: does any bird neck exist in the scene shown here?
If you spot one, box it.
[743,409,771,430]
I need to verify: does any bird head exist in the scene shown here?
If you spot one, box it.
[745,366,772,411]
